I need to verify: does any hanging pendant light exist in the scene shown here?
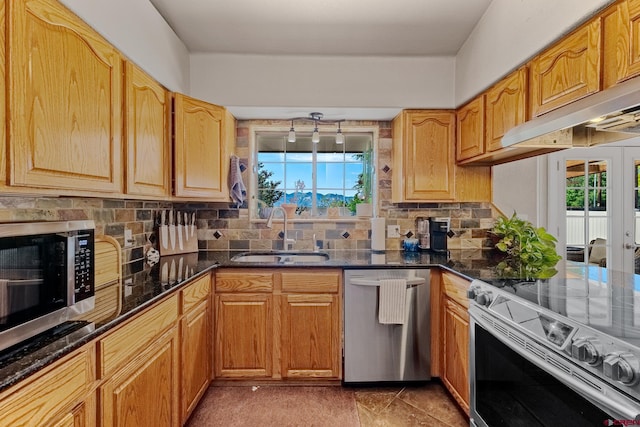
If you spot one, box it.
[312,121,320,143]
[285,112,344,144]
[335,122,344,144]
[287,120,296,143]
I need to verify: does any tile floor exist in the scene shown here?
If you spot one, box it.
[353,382,468,426]
[188,381,468,426]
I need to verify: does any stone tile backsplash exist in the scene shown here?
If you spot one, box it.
[0,120,500,281]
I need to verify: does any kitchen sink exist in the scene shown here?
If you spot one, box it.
[230,252,330,264]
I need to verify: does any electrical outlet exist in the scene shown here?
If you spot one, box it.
[124,278,133,297]
[387,225,401,238]
[124,229,133,247]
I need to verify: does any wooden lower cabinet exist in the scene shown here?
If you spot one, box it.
[442,298,470,413]
[281,293,341,379]
[181,276,212,423]
[0,273,214,427]
[214,292,273,378]
[439,272,471,415]
[51,395,96,427]
[214,268,342,381]
[0,345,95,427]
[100,327,179,427]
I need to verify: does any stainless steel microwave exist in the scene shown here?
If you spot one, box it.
[0,220,95,352]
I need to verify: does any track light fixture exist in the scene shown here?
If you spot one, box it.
[286,112,345,143]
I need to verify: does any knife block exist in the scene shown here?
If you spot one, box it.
[157,212,199,256]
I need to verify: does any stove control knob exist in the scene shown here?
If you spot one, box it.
[571,337,602,366]
[475,291,493,307]
[603,352,640,385]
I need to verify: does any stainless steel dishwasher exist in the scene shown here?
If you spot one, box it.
[343,268,430,383]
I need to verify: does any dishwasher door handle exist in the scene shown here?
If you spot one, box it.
[349,278,426,288]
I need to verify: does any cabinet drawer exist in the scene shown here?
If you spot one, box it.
[442,273,470,309]
[215,271,274,292]
[0,347,93,426]
[182,273,211,313]
[99,295,178,377]
[281,270,340,293]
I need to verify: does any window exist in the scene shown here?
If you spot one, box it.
[254,131,373,218]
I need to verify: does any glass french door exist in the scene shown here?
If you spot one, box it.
[623,147,640,275]
[549,146,640,275]
[549,148,621,272]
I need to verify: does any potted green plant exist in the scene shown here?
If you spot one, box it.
[491,212,562,280]
[257,162,284,219]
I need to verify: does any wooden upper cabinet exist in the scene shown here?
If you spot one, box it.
[456,96,485,161]
[603,0,640,87]
[124,61,171,198]
[530,19,601,117]
[392,110,456,201]
[485,67,528,152]
[174,93,232,200]
[8,0,122,193]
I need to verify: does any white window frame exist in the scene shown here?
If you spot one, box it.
[248,124,378,221]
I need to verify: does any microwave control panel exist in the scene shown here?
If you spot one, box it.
[73,230,94,302]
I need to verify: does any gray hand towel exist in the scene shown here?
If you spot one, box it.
[229,155,246,206]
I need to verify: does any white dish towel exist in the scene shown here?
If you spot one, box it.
[229,155,246,206]
[378,278,407,324]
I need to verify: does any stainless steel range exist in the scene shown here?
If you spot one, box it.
[468,263,640,426]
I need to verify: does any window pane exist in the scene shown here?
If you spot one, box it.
[317,163,345,188]
[566,189,585,209]
[588,189,607,210]
[258,152,285,162]
[345,163,364,189]
[317,152,345,162]
[566,214,585,246]
[286,152,312,162]
[285,164,312,188]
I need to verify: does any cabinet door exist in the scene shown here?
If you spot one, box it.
[100,328,179,427]
[456,96,485,161]
[530,19,601,117]
[181,299,211,423]
[8,0,122,193]
[604,0,640,86]
[442,298,470,414]
[0,347,94,426]
[281,293,341,379]
[124,61,171,198]
[174,93,230,200]
[214,293,272,378]
[394,111,456,201]
[51,395,96,427]
[485,67,528,152]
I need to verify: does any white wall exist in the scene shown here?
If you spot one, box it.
[455,0,613,105]
[492,156,548,227]
[60,0,190,93]
[190,53,455,111]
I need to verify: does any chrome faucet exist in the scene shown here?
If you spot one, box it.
[266,206,295,251]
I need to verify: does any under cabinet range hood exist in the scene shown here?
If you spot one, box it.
[502,76,640,149]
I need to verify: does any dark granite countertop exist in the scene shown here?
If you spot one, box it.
[0,248,506,392]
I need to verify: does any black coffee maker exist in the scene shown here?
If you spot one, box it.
[429,217,450,252]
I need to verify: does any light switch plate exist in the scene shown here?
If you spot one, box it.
[387,225,401,238]
[124,229,133,247]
